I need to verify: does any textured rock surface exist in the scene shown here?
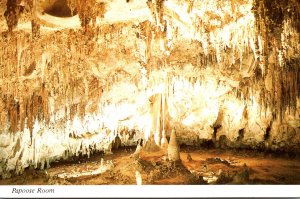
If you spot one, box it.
[168,130,180,161]
[0,0,299,178]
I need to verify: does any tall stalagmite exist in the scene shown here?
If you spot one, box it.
[167,129,180,161]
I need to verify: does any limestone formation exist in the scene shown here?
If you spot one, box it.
[142,133,161,152]
[160,130,168,150]
[134,139,143,155]
[0,0,299,179]
[167,129,180,161]
[112,134,122,151]
[135,171,142,185]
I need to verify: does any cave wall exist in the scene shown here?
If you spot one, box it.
[0,0,299,178]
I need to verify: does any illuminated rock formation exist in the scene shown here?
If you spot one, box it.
[167,129,180,161]
[0,0,299,178]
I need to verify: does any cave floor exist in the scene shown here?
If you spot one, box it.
[1,147,300,185]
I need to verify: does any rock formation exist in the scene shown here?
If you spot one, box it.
[142,133,161,153]
[0,0,299,178]
[167,129,180,161]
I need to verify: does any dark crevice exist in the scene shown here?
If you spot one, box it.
[212,124,221,145]
[44,0,77,17]
[237,128,245,142]
[264,121,272,141]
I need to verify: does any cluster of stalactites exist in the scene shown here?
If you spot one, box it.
[4,0,24,32]
[0,29,105,139]
[252,0,300,121]
[66,0,106,29]
[3,0,40,37]
[3,0,106,35]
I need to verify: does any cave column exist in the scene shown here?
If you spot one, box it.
[151,93,162,145]
[160,88,168,150]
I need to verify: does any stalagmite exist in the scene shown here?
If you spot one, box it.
[134,139,143,155]
[143,133,161,152]
[167,129,180,162]
[112,134,122,151]
[134,143,141,156]
[135,171,142,185]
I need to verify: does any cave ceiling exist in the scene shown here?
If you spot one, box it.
[0,0,299,133]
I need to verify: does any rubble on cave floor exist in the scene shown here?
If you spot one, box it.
[0,146,300,185]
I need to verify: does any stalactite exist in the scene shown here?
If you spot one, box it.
[4,0,24,33]
[25,96,33,143]
[251,0,300,120]
[8,96,19,133]
[31,20,40,39]
[41,83,49,123]
[67,0,102,30]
